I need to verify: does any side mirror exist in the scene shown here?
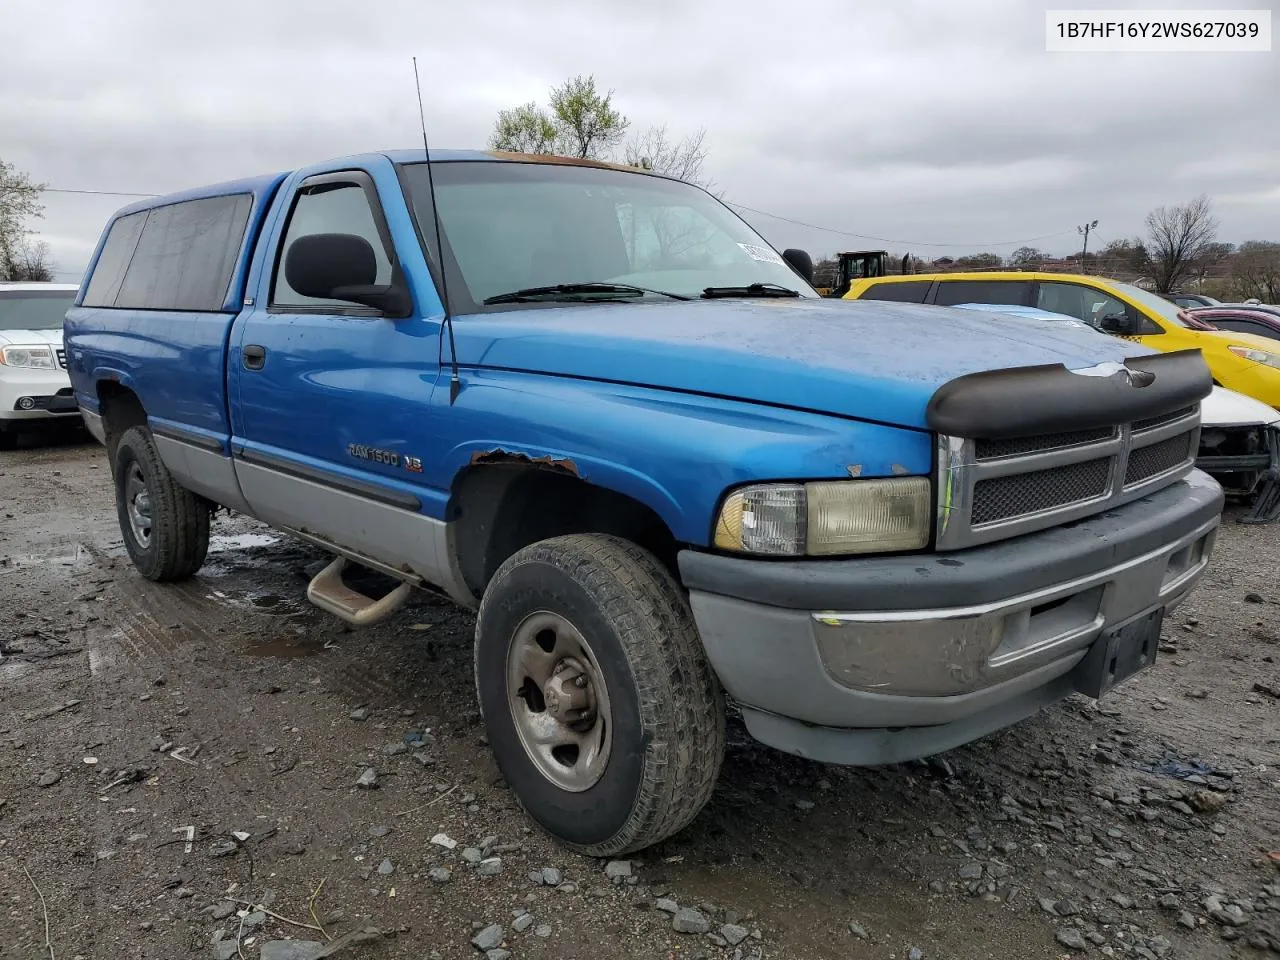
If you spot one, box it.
[782,248,814,285]
[284,233,412,317]
[1098,312,1140,336]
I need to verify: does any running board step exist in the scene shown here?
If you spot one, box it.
[306,557,413,626]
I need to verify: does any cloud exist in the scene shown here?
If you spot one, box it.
[2,0,1276,279]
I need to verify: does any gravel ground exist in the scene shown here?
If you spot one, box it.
[2,435,1278,960]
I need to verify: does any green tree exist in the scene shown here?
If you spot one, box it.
[489,75,629,160]
[489,103,558,155]
[1,157,46,277]
[549,75,629,159]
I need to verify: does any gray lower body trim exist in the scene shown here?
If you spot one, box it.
[154,435,252,514]
[738,672,1077,766]
[80,409,107,445]
[233,461,474,608]
[235,447,421,511]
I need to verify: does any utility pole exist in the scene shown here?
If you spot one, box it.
[1078,220,1098,274]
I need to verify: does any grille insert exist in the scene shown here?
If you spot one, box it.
[972,457,1112,526]
[1125,432,1194,486]
[56,348,67,368]
[1133,405,1195,432]
[975,427,1115,461]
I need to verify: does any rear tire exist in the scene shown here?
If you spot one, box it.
[475,534,725,856]
[113,425,210,581]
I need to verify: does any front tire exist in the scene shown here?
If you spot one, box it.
[475,534,725,856]
[113,425,210,581]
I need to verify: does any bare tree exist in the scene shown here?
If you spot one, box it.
[1008,246,1044,270]
[1144,195,1219,293]
[1233,241,1280,303]
[623,125,715,191]
[1,157,46,270]
[2,239,55,282]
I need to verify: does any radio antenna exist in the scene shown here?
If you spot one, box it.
[413,55,461,404]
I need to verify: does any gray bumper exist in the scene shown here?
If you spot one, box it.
[678,470,1224,765]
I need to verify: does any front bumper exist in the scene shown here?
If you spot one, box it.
[0,366,78,423]
[678,470,1224,765]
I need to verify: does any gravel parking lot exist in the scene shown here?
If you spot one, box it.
[2,436,1278,960]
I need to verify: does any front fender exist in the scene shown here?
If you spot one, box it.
[432,369,934,545]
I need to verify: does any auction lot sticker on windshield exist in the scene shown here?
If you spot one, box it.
[739,243,785,265]
[1046,9,1271,51]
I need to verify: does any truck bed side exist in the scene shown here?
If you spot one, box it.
[64,173,288,451]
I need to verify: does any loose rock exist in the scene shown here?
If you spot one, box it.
[513,914,534,933]
[377,858,394,875]
[722,924,749,946]
[486,951,512,960]
[656,898,679,914]
[1056,928,1088,952]
[429,867,451,884]
[605,860,632,882]
[672,907,711,935]
[259,942,325,960]
[37,770,60,787]
[534,925,552,938]
[471,925,504,952]
[355,768,378,789]
[848,920,869,939]
[349,707,370,721]
[541,867,563,886]
[476,857,502,876]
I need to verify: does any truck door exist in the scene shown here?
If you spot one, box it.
[228,161,453,580]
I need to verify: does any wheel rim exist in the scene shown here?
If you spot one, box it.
[124,462,153,548]
[505,611,613,793]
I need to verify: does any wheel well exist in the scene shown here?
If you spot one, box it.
[97,382,147,457]
[450,464,682,596]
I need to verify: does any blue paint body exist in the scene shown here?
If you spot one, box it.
[64,151,1155,548]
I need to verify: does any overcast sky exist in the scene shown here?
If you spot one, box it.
[3,0,1276,282]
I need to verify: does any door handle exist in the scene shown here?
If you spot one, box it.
[242,345,267,370]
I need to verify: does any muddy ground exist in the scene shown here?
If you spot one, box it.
[2,434,1278,960]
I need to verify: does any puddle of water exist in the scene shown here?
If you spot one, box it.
[208,533,280,553]
[243,636,327,658]
[207,587,303,616]
[0,542,95,572]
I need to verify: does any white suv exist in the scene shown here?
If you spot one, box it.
[0,282,82,448]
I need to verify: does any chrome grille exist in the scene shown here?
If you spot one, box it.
[56,348,67,368]
[975,427,1116,461]
[938,404,1201,550]
[1125,432,1194,486]
[972,458,1111,525]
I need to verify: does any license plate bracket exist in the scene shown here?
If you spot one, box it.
[1074,605,1164,699]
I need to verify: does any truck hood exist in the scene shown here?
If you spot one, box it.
[452,298,1153,430]
[0,329,63,347]
[1202,385,1280,427]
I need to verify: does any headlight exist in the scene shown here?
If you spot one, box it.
[1228,345,1280,369]
[0,345,56,369]
[713,477,931,556]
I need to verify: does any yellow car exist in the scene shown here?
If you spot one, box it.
[845,271,1280,408]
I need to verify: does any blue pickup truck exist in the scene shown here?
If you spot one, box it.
[65,149,1223,855]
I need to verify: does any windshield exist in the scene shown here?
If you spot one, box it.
[1110,281,1192,328]
[0,289,77,331]
[399,160,816,309]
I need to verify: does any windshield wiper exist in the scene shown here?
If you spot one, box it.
[482,282,691,305]
[701,283,800,299]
